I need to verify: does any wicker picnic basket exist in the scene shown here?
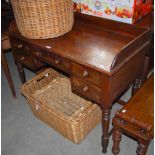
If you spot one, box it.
[21,68,102,143]
[10,0,74,39]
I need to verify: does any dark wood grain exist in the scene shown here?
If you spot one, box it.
[118,75,154,132]
[71,76,101,103]
[71,62,101,86]
[135,12,154,75]
[1,30,16,98]
[9,13,150,153]
[1,50,16,97]
[112,75,154,155]
[9,13,150,75]
[16,62,26,84]
[10,38,45,72]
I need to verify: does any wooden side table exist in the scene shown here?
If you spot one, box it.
[112,75,154,155]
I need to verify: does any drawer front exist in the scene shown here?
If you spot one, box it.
[11,39,31,60]
[53,55,70,72]
[10,38,44,70]
[35,49,54,65]
[71,76,101,103]
[71,62,101,86]
[35,50,70,72]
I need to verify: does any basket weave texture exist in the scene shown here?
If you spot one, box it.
[21,68,63,99]
[10,0,74,39]
[21,68,102,143]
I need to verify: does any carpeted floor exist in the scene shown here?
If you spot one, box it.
[1,52,154,155]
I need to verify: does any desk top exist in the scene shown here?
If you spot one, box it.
[9,13,150,75]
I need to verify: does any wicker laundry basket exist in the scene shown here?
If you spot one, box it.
[21,69,102,144]
[10,0,74,39]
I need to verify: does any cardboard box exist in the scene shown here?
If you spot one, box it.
[80,0,153,24]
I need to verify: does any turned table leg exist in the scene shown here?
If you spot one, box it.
[16,63,26,84]
[102,109,111,153]
[136,141,149,155]
[2,51,16,98]
[112,124,122,155]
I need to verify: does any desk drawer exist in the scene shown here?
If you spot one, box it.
[71,76,101,103]
[10,39,44,70]
[35,50,54,65]
[35,50,70,72]
[11,39,32,60]
[71,63,101,86]
[53,55,70,72]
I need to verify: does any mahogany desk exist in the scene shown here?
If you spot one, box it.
[9,13,150,153]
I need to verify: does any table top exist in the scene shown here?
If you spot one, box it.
[9,13,150,75]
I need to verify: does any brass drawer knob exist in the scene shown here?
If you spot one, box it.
[55,59,60,64]
[17,44,22,48]
[83,86,88,92]
[83,70,88,77]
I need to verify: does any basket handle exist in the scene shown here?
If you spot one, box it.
[21,72,51,95]
[36,73,50,82]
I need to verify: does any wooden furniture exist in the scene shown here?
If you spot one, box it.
[135,12,154,82]
[110,12,154,105]
[2,1,16,98]
[9,13,150,153]
[112,75,154,155]
[2,33,16,98]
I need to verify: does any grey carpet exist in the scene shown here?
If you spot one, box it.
[2,52,154,155]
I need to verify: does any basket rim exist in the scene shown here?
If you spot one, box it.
[11,0,74,39]
[21,68,63,97]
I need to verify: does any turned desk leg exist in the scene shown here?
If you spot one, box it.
[112,125,122,155]
[136,141,149,155]
[102,109,111,153]
[16,63,26,84]
[2,51,16,98]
